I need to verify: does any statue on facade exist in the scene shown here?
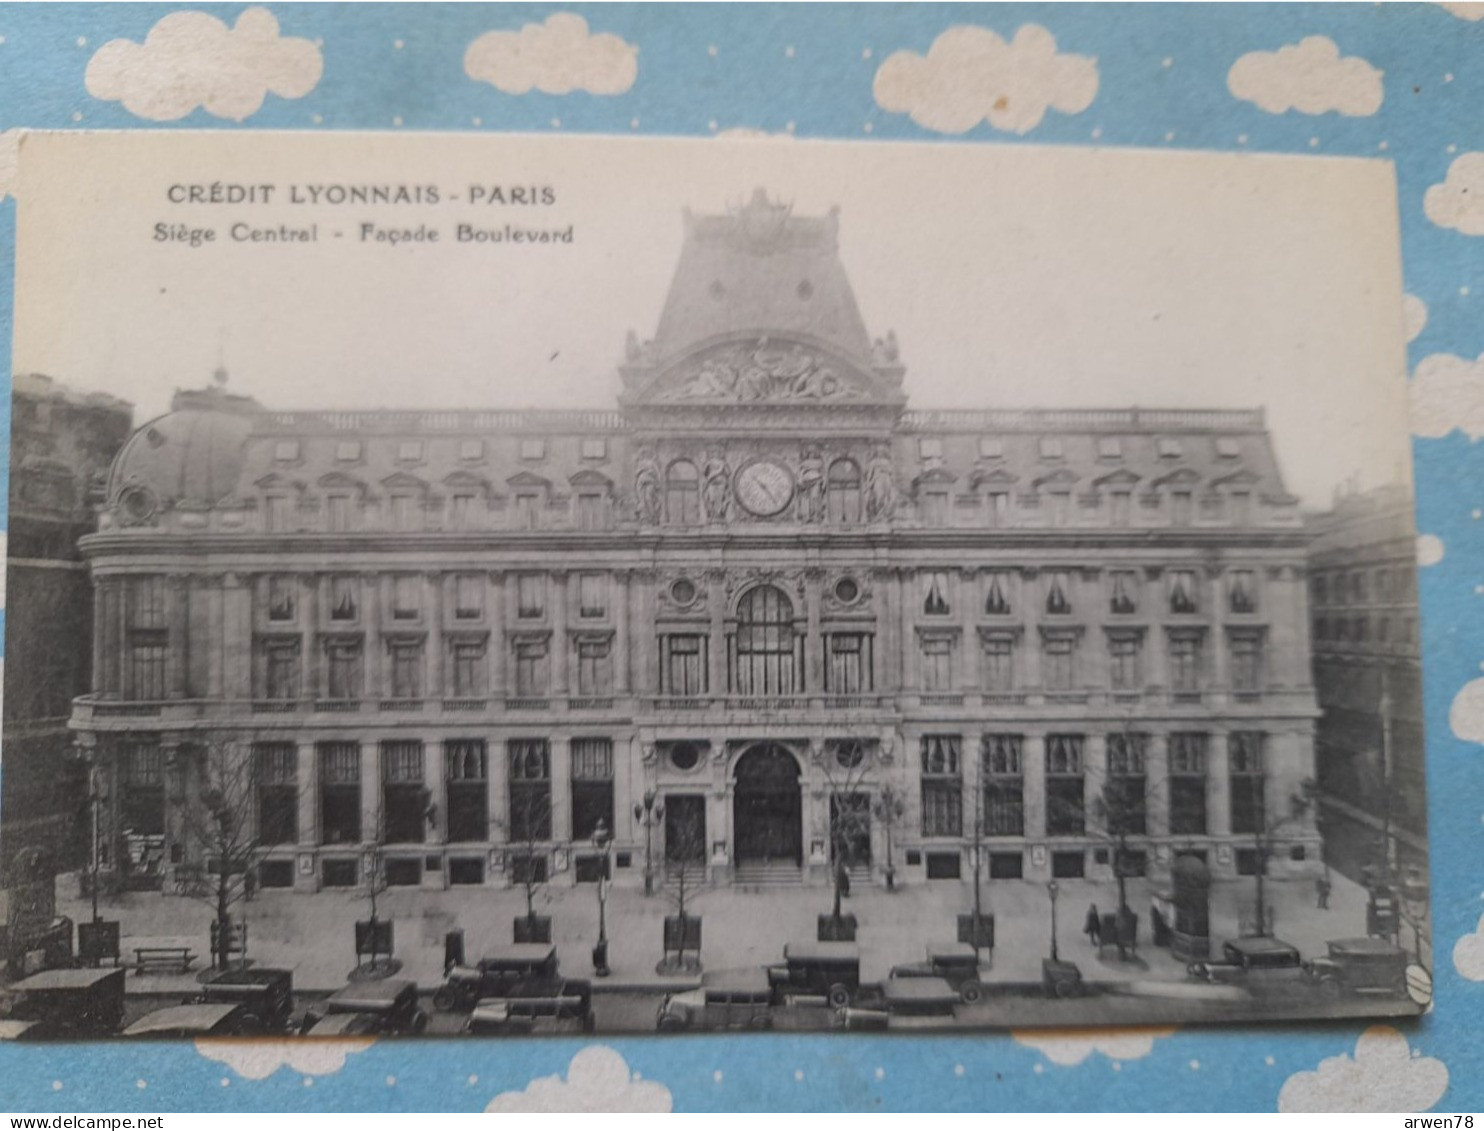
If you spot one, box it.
[796,450,825,523]
[865,448,897,522]
[634,448,662,525]
[702,452,732,523]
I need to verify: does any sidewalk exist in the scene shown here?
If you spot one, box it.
[55,869,1376,995]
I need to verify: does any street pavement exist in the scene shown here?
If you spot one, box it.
[56,868,1386,1000]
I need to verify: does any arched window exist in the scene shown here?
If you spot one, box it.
[826,458,862,523]
[665,460,700,525]
[730,585,801,695]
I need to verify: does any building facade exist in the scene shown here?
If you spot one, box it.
[1306,484,1427,883]
[68,193,1323,899]
[2,374,133,883]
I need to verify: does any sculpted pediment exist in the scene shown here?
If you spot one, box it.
[637,336,888,405]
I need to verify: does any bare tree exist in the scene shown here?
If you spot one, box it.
[662,806,708,970]
[1242,778,1316,938]
[499,784,556,935]
[817,743,872,925]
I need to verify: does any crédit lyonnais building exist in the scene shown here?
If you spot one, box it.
[71,192,1322,898]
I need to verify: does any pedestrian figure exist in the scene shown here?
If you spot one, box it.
[836,858,852,900]
[1084,903,1102,948]
[1316,875,1331,910]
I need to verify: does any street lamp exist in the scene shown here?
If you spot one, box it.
[1047,880,1061,963]
[591,818,613,977]
[633,789,664,897]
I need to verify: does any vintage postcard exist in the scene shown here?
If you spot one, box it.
[0,129,1430,1041]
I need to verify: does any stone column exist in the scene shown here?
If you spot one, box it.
[1022,571,1041,690]
[302,574,320,701]
[92,575,107,694]
[487,572,507,697]
[902,570,921,691]
[222,573,253,702]
[1267,565,1300,689]
[873,568,892,693]
[549,735,572,842]
[1209,568,1229,696]
[363,574,384,699]
[426,572,444,702]
[206,578,224,699]
[425,738,446,848]
[1146,732,1170,838]
[1023,728,1047,840]
[1208,727,1231,838]
[550,572,569,696]
[707,570,727,697]
[166,575,188,699]
[297,741,318,851]
[805,568,824,694]
[637,571,659,695]
[1289,566,1312,689]
[489,737,509,847]
[614,571,631,695]
[1084,732,1107,846]
[959,569,980,692]
[1145,568,1167,693]
[359,740,380,848]
[97,577,120,695]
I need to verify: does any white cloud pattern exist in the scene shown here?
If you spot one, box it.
[1227,37,1383,117]
[193,1037,375,1080]
[85,7,322,122]
[1437,2,1484,19]
[1279,1027,1448,1112]
[1012,1026,1177,1066]
[873,24,1098,136]
[465,14,638,96]
[1425,154,1484,236]
[1453,913,1484,980]
[1404,294,1429,344]
[0,130,19,203]
[1410,352,1484,440]
[1449,677,1484,743]
[1416,533,1445,567]
[485,1046,671,1112]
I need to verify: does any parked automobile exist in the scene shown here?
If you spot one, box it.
[657,968,774,1032]
[463,978,595,1036]
[434,944,560,1012]
[839,977,960,1031]
[767,941,861,1008]
[1186,937,1307,993]
[0,968,126,1039]
[194,967,295,1032]
[301,979,428,1036]
[889,942,990,1004]
[1305,937,1411,999]
[123,1003,248,1039]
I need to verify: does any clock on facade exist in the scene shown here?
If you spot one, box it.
[734,459,796,516]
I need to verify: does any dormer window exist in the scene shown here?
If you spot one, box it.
[263,495,292,533]
[459,439,484,462]
[922,489,950,527]
[1039,438,1064,460]
[1170,490,1194,526]
[392,574,421,620]
[978,437,1004,460]
[335,441,361,462]
[1169,570,1199,614]
[1109,490,1132,527]
[1229,489,1254,525]
[326,493,357,533]
[1046,571,1073,615]
[514,491,541,530]
[580,437,607,460]
[1110,570,1138,615]
[923,571,951,616]
[1097,437,1122,460]
[984,573,1012,616]
[1046,490,1072,527]
[397,440,424,463]
[1157,438,1183,459]
[520,438,547,461]
[330,576,358,621]
[986,490,1011,527]
[273,440,300,463]
[1216,437,1241,458]
[918,437,943,461]
[388,494,420,532]
[1229,570,1258,614]
[447,492,477,531]
[267,575,296,621]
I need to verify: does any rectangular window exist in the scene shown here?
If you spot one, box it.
[459,439,484,462]
[576,492,606,530]
[448,493,476,531]
[321,858,358,888]
[580,437,607,460]
[920,735,962,837]
[989,852,1024,879]
[120,744,165,837]
[127,640,167,701]
[1229,569,1258,614]
[264,640,301,701]
[987,491,1011,527]
[273,439,300,462]
[922,571,952,615]
[661,634,707,696]
[397,440,424,462]
[1229,633,1264,692]
[1046,491,1072,527]
[1042,636,1076,691]
[267,575,296,621]
[1098,437,1123,459]
[1045,734,1085,836]
[330,576,358,621]
[255,743,298,846]
[445,740,488,843]
[318,742,361,845]
[508,739,552,842]
[326,639,363,700]
[389,640,423,699]
[517,574,545,619]
[454,574,484,620]
[451,641,487,697]
[1108,490,1132,527]
[1046,570,1072,615]
[388,495,418,532]
[1158,438,1183,459]
[576,638,613,695]
[392,575,421,620]
[513,639,550,696]
[978,437,1004,460]
[1108,634,1142,691]
[264,495,291,533]
[825,633,873,693]
[514,492,541,529]
[381,741,426,845]
[520,437,547,460]
[1168,732,1208,835]
[1229,491,1254,525]
[982,636,1015,692]
[1110,570,1139,615]
[1039,437,1064,460]
[1105,732,1148,836]
[921,637,954,692]
[918,437,943,460]
[1051,850,1085,879]
[1168,632,1203,693]
[579,573,606,618]
[984,572,1012,615]
[923,491,949,527]
[326,494,355,532]
[982,734,1024,837]
[571,737,615,842]
[1170,491,1194,526]
[1169,570,1199,614]
[1229,732,1266,835]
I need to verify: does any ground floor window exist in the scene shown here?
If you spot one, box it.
[449,857,485,885]
[383,857,421,886]
[509,852,549,885]
[989,851,1024,879]
[322,858,358,888]
[1051,850,1086,878]
[925,851,962,880]
[258,860,294,888]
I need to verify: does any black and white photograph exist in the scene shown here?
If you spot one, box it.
[0,129,1431,1039]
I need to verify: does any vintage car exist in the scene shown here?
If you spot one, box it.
[889,942,990,1004]
[463,979,595,1036]
[434,944,560,1012]
[839,976,961,1031]
[123,1003,248,1039]
[1305,937,1411,998]
[1186,937,1307,992]
[194,967,295,1032]
[767,941,861,1008]
[301,979,428,1036]
[0,968,126,1039]
[657,969,775,1032]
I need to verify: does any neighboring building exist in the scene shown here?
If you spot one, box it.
[1307,484,1427,882]
[2,374,133,884]
[68,192,1322,900]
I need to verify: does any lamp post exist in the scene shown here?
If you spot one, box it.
[591,818,613,977]
[633,789,664,897]
[1047,880,1061,963]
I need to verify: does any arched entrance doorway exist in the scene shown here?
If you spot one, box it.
[732,743,802,866]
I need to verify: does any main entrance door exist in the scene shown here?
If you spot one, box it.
[732,744,802,865]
